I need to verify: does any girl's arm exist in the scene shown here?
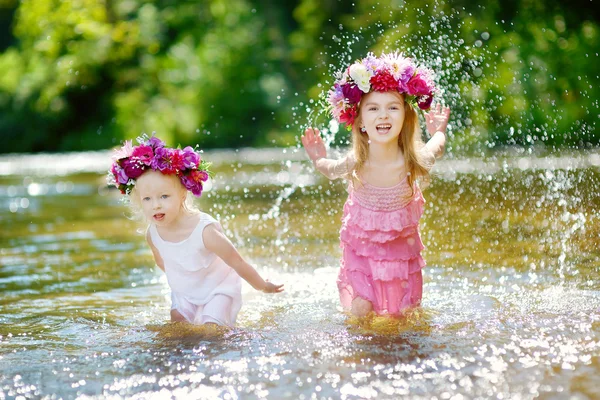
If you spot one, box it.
[203,224,284,293]
[424,104,451,159]
[301,128,355,180]
[146,230,165,272]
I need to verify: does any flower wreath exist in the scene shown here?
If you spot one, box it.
[327,51,437,129]
[108,133,212,197]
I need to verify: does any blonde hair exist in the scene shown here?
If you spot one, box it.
[350,93,431,192]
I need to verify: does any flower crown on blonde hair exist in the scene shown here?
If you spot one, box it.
[327,51,437,129]
[108,133,212,197]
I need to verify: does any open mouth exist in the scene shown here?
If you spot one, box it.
[376,124,392,134]
[153,213,165,221]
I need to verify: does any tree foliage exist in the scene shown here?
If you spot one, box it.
[0,0,597,153]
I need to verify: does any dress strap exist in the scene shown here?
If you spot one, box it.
[190,212,221,248]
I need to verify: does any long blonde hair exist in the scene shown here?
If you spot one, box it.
[350,93,431,190]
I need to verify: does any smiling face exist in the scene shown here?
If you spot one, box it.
[359,91,406,146]
[135,170,187,227]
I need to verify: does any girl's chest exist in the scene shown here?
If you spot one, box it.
[360,164,407,187]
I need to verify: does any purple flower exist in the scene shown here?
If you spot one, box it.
[328,85,345,116]
[180,175,203,197]
[111,164,129,185]
[180,174,195,190]
[152,147,178,174]
[180,169,209,197]
[147,136,165,149]
[361,53,382,73]
[181,146,200,169]
[341,83,362,104]
[191,185,203,197]
[398,64,416,92]
[193,170,209,182]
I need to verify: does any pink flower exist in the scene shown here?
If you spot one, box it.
[328,85,345,110]
[370,71,399,92]
[407,73,433,96]
[111,140,134,161]
[131,145,154,166]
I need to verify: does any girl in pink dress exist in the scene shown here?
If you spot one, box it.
[108,134,283,327]
[301,52,450,317]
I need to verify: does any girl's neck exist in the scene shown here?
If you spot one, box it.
[367,141,401,165]
[158,209,194,232]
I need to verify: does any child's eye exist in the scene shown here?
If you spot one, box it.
[161,194,169,199]
[390,106,399,110]
[142,197,150,201]
[368,107,378,111]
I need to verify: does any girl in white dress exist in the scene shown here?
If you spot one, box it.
[108,134,283,327]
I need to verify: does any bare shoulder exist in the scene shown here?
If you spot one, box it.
[203,221,219,235]
[201,220,224,243]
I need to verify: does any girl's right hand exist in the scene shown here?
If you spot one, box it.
[301,128,327,163]
[263,280,284,293]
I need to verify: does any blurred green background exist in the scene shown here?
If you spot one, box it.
[0,0,597,153]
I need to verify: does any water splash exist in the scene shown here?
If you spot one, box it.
[538,169,587,280]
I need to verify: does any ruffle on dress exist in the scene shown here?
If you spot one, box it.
[341,192,424,235]
[337,188,426,315]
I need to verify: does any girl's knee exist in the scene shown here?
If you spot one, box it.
[170,309,187,322]
[351,297,373,317]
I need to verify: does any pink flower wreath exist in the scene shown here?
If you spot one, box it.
[108,133,212,197]
[327,52,437,129]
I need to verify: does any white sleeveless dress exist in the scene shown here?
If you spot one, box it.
[148,212,242,326]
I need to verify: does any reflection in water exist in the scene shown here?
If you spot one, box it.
[0,151,599,399]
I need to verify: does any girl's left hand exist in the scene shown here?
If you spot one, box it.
[424,103,451,135]
[263,280,284,293]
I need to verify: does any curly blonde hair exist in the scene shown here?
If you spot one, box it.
[350,93,431,192]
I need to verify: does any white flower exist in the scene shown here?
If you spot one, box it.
[382,52,413,81]
[348,63,372,93]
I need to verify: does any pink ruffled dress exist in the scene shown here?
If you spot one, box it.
[313,154,428,316]
[338,177,425,315]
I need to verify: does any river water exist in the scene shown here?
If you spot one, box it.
[1,149,599,399]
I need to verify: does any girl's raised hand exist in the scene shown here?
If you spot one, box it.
[263,280,284,293]
[301,128,327,163]
[424,103,451,135]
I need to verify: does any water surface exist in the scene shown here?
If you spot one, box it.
[1,150,599,399]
